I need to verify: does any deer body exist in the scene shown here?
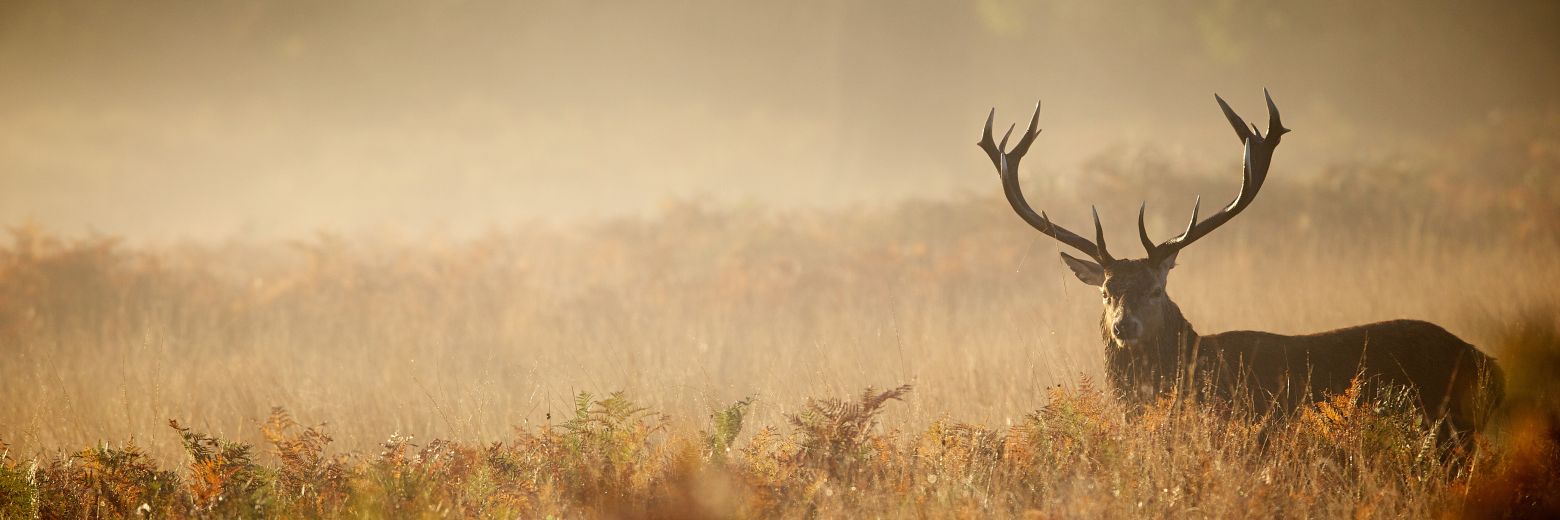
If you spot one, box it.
[978,92,1503,437]
[1108,314,1501,435]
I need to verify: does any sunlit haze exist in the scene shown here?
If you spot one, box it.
[3,0,1556,238]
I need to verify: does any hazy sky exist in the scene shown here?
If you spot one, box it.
[2,0,1556,238]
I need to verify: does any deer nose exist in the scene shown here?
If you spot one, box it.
[1113,320,1140,340]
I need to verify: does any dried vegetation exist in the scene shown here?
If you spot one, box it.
[1,112,1558,517]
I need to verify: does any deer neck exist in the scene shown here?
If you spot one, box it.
[1102,300,1200,403]
[1159,300,1199,350]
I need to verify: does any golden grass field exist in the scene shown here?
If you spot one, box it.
[2,117,1559,517]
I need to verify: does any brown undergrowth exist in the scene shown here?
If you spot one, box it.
[2,364,1554,518]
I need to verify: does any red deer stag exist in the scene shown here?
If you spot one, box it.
[977,91,1503,438]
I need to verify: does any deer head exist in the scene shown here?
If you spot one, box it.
[978,91,1288,350]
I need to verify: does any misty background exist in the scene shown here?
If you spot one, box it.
[3,0,1560,464]
[2,0,1558,238]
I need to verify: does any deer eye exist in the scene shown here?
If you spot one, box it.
[1149,287,1164,298]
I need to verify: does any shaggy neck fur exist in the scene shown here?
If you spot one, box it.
[1102,299,1200,405]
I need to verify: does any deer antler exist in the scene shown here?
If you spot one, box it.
[1140,89,1288,262]
[979,102,1114,264]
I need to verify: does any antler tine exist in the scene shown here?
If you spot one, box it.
[1137,202,1154,254]
[1215,94,1254,144]
[1012,101,1043,156]
[977,102,1107,263]
[1180,196,1201,240]
[1264,88,1289,138]
[1091,206,1114,263]
[979,109,1000,176]
[1150,91,1287,261]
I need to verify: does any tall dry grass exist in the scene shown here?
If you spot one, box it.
[0,110,1557,516]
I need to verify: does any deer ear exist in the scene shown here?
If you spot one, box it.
[1157,250,1179,270]
[1059,252,1104,286]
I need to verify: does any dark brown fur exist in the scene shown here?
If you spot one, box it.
[1102,289,1504,436]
